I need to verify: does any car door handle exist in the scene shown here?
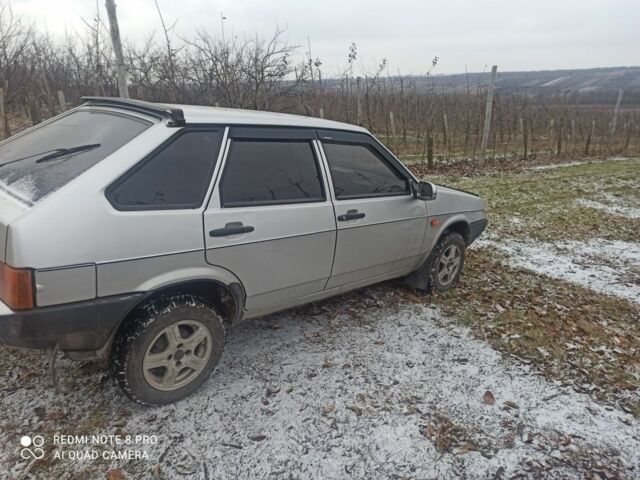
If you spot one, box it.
[338,209,366,221]
[209,222,255,237]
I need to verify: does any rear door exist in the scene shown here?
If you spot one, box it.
[204,127,336,311]
[317,130,427,289]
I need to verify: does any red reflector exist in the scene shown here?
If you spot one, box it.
[431,219,439,227]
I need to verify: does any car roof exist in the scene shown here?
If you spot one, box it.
[81,97,368,134]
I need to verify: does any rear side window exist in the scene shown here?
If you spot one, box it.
[0,110,151,204]
[220,140,324,207]
[322,142,408,199]
[108,129,223,210]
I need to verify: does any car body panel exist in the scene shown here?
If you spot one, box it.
[204,136,337,311]
[35,264,96,307]
[0,190,28,263]
[325,195,427,288]
[96,250,242,297]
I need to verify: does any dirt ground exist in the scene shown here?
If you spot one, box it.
[0,156,638,480]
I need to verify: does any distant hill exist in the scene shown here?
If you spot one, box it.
[421,66,640,94]
[325,67,640,104]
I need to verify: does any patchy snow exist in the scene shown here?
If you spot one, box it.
[530,161,587,171]
[577,193,640,219]
[477,237,640,305]
[0,174,37,205]
[1,298,638,479]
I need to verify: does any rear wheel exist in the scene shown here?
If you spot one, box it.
[111,294,225,405]
[429,231,466,292]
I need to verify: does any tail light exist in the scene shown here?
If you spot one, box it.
[0,262,34,310]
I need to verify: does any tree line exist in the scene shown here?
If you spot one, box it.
[0,1,637,164]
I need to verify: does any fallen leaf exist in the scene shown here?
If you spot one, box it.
[323,404,336,415]
[106,469,126,480]
[45,411,66,421]
[483,390,495,405]
[346,405,362,416]
[248,434,267,442]
[503,400,519,409]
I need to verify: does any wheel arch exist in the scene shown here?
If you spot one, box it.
[405,215,471,290]
[438,216,471,245]
[93,277,245,360]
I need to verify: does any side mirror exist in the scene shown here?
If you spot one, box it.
[411,180,437,201]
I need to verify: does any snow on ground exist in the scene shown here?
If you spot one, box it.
[2,300,638,479]
[529,157,634,171]
[576,193,640,219]
[530,161,587,171]
[475,237,640,305]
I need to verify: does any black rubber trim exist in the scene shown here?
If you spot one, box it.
[81,96,185,126]
[469,219,488,244]
[0,293,144,351]
[229,126,315,140]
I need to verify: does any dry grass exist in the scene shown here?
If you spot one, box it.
[432,249,640,416]
[407,157,640,415]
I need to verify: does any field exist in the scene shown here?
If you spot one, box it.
[0,156,638,479]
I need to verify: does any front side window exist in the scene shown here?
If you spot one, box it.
[220,140,324,207]
[109,129,223,209]
[322,142,408,199]
[0,110,151,204]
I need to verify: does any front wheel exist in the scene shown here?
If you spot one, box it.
[110,294,225,405]
[429,231,466,292]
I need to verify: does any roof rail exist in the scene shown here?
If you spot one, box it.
[80,96,185,126]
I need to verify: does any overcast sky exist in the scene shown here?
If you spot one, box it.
[11,0,640,75]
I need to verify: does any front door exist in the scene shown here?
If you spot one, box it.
[204,127,336,311]
[317,130,428,289]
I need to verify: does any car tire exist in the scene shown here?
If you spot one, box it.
[110,294,225,405]
[428,231,466,292]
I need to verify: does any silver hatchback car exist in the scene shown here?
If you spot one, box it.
[0,97,486,404]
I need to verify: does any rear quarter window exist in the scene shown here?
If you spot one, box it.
[107,129,223,210]
[0,110,152,204]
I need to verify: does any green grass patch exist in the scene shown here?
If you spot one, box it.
[421,158,640,242]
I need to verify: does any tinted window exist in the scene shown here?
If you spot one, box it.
[322,142,408,199]
[0,110,151,204]
[110,130,222,209]
[220,140,324,207]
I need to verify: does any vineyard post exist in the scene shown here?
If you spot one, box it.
[105,0,130,98]
[585,120,595,156]
[57,90,66,113]
[443,113,450,159]
[356,76,362,125]
[479,65,497,163]
[0,88,5,140]
[609,89,623,152]
[556,118,563,155]
[389,111,396,148]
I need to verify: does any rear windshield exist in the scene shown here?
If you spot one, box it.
[0,109,152,204]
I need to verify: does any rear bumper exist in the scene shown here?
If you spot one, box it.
[468,219,488,245]
[0,293,143,351]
